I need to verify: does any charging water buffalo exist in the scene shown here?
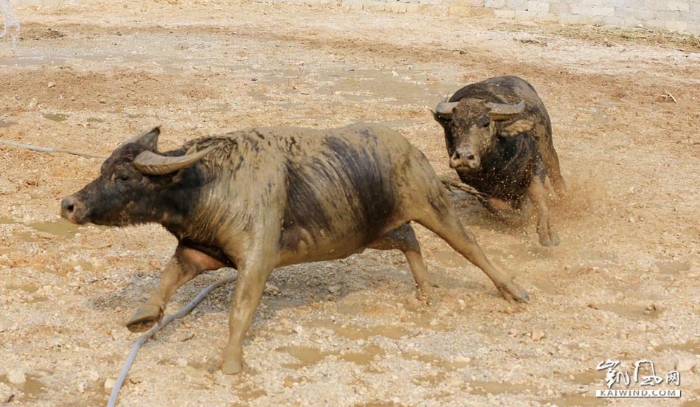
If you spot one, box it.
[433,75,565,246]
[60,123,528,374]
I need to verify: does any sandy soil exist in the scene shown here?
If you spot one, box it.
[1,1,699,406]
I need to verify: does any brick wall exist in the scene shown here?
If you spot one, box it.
[6,0,700,35]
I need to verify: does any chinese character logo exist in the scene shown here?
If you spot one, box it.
[596,359,681,389]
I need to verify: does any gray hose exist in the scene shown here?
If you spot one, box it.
[107,272,238,407]
[0,139,108,159]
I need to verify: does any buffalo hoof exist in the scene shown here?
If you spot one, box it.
[537,221,560,247]
[417,287,438,307]
[497,280,529,303]
[414,280,439,307]
[126,304,164,333]
[221,358,244,375]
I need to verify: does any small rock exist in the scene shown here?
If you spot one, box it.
[48,82,55,88]
[513,32,547,46]
[531,330,546,341]
[264,283,280,296]
[283,379,294,388]
[176,358,188,367]
[675,357,697,372]
[328,285,341,294]
[7,369,26,384]
[87,370,100,382]
[104,378,116,390]
[293,325,303,335]
[28,98,38,109]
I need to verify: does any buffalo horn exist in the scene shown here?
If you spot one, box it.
[435,96,459,117]
[123,126,162,147]
[133,145,216,175]
[486,100,525,120]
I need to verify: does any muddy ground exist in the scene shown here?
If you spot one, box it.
[1,1,699,406]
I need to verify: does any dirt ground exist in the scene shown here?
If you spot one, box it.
[1,1,699,406]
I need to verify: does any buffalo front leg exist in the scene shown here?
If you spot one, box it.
[479,196,528,227]
[415,208,529,303]
[126,245,226,332]
[528,178,560,247]
[221,257,274,375]
[367,223,436,305]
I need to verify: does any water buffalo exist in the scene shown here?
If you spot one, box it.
[61,123,528,374]
[433,76,565,246]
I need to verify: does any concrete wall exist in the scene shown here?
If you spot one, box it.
[6,0,700,35]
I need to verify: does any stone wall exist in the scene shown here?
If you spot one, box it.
[445,0,699,34]
[7,0,700,35]
[281,0,700,35]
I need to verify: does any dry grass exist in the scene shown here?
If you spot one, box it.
[496,22,700,52]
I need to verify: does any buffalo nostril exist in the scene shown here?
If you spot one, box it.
[61,198,75,214]
[454,150,475,161]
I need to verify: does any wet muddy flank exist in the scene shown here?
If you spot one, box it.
[1,1,699,406]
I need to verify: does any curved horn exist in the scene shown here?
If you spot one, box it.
[133,145,216,175]
[122,126,162,149]
[435,96,459,117]
[486,100,525,120]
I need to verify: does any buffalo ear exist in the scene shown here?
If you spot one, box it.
[431,110,450,129]
[124,126,161,150]
[501,120,534,137]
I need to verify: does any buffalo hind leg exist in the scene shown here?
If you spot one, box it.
[414,205,529,303]
[528,177,560,247]
[543,148,566,196]
[367,223,436,305]
[126,245,226,332]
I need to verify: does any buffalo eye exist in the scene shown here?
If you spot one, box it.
[477,117,490,128]
[117,174,131,183]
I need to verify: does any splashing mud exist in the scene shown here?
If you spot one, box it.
[550,173,609,221]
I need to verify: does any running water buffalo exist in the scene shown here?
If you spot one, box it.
[432,76,566,247]
[60,123,528,374]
